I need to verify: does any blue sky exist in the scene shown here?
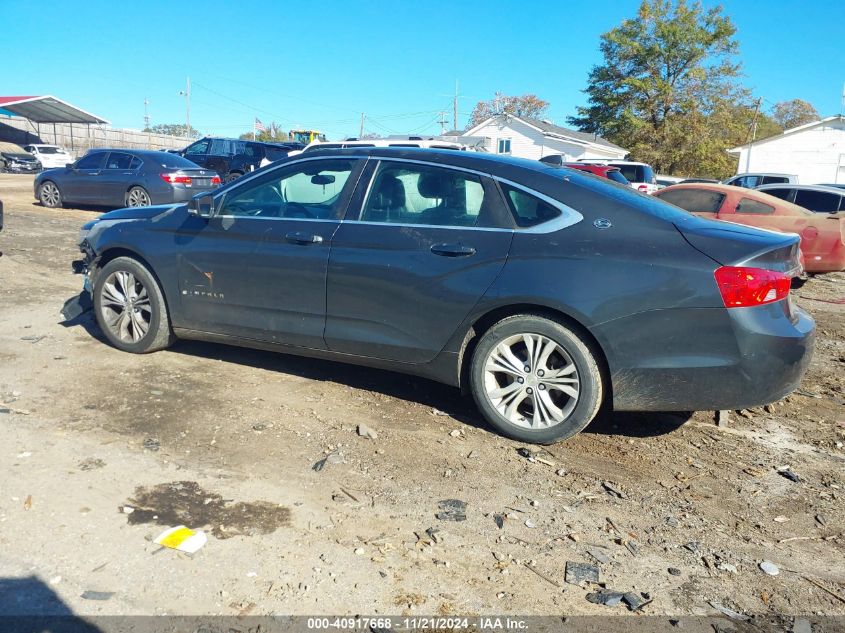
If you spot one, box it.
[4,1,841,139]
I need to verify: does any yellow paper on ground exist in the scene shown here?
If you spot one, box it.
[154,525,207,553]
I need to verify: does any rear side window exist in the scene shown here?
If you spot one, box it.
[501,184,562,228]
[129,156,143,169]
[641,165,656,184]
[210,139,232,155]
[794,190,842,213]
[184,140,210,155]
[105,152,133,169]
[762,176,789,185]
[761,187,792,202]
[736,197,774,214]
[361,162,486,227]
[657,189,724,213]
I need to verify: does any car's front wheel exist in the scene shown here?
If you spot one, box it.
[126,186,151,207]
[469,315,603,444]
[39,181,62,208]
[93,256,175,353]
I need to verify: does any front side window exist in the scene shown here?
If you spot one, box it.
[656,189,725,213]
[184,140,210,156]
[497,139,511,154]
[736,197,774,214]
[500,183,562,228]
[219,159,356,219]
[76,152,107,170]
[794,189,842,213]
[361,162,486,227]
[105,152,133,170]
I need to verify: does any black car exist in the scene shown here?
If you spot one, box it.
[0,142,41,173]
[34,149,221,209]
[74,149,814,444]
[177,137,303,183]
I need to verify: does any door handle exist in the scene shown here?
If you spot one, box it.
[430,243,476,257]
[285,231,323,245]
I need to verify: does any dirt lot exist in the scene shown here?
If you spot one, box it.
[0,173,843,621]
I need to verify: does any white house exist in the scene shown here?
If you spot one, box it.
[728,115,845,184]
[460,114,627,161]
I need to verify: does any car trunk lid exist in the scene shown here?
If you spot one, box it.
[673,215,802,275]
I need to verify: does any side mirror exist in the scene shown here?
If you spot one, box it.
[188,193,215,218]
[66,163,75,169]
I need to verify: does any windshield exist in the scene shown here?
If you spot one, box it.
[37,146,63,154]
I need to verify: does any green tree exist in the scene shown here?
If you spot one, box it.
[568,0,751,178]
[468,94,549,128]
[772,99,820,130]
[239,122,291,142]
[145,123,199,138]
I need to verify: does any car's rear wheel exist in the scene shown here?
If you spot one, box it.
[93,256,175,353]
[469,315,603,444]
[224,172,242,183]
[126,186,151,207]
[39,181,62,208]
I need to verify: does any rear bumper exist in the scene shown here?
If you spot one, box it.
[595,302,815,412]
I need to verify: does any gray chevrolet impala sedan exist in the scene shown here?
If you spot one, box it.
[74,148,815,443]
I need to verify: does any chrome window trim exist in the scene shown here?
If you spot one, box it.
[344,220,513,233]
[213,215,339,223]
[492,177,583,233]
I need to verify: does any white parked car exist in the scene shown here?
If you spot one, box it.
[23,144,73,169]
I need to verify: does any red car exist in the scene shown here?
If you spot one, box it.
[539,155,630,185]
[655,183,845,273]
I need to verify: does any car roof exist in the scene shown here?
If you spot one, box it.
[756,183,845,194]
[729,172,796,178]
[658,182,812,215]
[85,148,188,158]
[579,159,650,166]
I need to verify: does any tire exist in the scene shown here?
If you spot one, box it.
[224,172,242,184]
[469,314,603,444]
[93,256,175,353]
[39,181,62,208]
[125,186,151,207]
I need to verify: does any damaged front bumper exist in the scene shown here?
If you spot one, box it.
[71,238,99,296]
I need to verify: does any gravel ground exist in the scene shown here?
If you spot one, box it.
[0,174,843,622]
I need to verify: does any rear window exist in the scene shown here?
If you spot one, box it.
[37,146,61,154]
[794,189,843,213]
[155,153,204,169]
[607,169,629,185]
[612,163,654,183]
[657,189,724,213]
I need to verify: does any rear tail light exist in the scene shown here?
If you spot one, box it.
[714,266,791,308]
[160,173,192,184]
[211,175,221,185]
[637,184,649,192]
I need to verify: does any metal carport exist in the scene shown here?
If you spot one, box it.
[0,95,109,153]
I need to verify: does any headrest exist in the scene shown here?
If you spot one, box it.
[417,172,452,199]
[371,174,405,209]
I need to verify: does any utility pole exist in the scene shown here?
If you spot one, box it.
[143,97,150,131]
[178,76,191,138]
[438,111,448,135]
[359,112,365,138]
[453,80,460,131]
[745,97,762,173]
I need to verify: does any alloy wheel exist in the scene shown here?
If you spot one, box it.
[483,333,580,428]
[99,270,152,343]
[40,182,60,207]
[127,188,151,207]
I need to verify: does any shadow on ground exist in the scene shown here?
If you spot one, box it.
[59,292,695,441]
[0,575,102,632]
